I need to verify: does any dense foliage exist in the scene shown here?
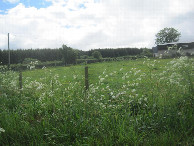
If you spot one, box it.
[0,47,145,65]
[92,51,102,60]
[0,57,193,145]
[155,27,181,45]
[60,45,78,65]
[0,48,62,65]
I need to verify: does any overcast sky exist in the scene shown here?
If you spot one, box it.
[0,0,194,50]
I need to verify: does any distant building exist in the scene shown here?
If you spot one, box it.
[152,42,194,57]
[152,46,158,57]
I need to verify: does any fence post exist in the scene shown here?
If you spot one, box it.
[19,71,22,89]
[85,66,89,91]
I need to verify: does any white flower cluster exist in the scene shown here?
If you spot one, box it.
[0,57,193,117]
[27,61,39,70]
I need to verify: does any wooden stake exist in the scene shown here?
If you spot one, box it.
[19,71,22,89]
[85,66,89,90]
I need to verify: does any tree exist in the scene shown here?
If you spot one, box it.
[140,48,152,57]
[60,45,77,65]
[92,51,102,60]
[155,27,181,45]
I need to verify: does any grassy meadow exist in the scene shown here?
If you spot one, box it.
[0,57,194,145]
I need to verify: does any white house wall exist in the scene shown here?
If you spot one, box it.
[157,48,194,56]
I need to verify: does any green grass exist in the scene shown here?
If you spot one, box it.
[0,57,193,145]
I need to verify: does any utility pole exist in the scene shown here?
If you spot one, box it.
[8,33,10,68]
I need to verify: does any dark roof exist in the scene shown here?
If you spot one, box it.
[157,42,194,46]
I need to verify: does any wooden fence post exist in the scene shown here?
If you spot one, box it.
[19,71,22,89]
[85,66,89,90]
[51,80,54,92]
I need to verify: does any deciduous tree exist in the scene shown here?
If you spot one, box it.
[155,27,181,45]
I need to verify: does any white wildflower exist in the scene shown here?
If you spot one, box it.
[0,127,5,133]
[132,89,136,93]
[73,75,77,79]
[42,66,46,69]
[100,78,105,82]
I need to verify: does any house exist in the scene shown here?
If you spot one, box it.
[152,42,194,57]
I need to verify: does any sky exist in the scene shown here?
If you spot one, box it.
[0,0,194,50]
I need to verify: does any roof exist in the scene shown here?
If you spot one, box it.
[157,42,194,46]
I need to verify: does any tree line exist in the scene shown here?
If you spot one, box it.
[0,27,183,65]
[0,45,149,65]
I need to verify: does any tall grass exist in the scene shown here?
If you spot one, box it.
[0,57,193,145]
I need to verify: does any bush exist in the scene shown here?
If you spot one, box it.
[92,51,102,60]
[22,58,41,64]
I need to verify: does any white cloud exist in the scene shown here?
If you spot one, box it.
[0,0,194,50]
[3,0,20,4]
